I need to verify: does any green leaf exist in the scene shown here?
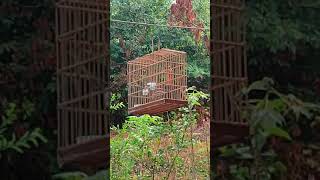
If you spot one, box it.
[9,133,16,144]
[219,146,237,157]
[268,99,286,112]
[85,170,109,180]
[272,161,287,173]
[0,128,7,134]
[30,138,39,147]
[264,127,291,140]
[247,77,274,92]
[251,108,285,131]
[52,172,88,180]
[12,146,24,153]
[38,133,48,143]
[18,141,31,149]
[253,131,268,151]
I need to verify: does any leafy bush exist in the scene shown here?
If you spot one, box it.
[110,93,125,113]
[111,87,210,179]
[212,78,320,180]
[0,101,47,156]
[0,100,49,179]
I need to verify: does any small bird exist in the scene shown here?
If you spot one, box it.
[142,86,149,96]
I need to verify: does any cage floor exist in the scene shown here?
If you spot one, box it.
[211,122,249,148]
[57,136,108,171]
[128,99,188,115]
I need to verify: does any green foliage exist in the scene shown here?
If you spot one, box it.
[111,88,209,179]
[0,101,47,157]
[52,170,109,180]
[230,165,250,180]
[240,77,319,142]
[111,115,164,179]
[0,101,47,156]
[110,93,125,113]
[244,77,319,179]
[246,0,320,98]
[213,77,320,179]
[247,1,320,53]
[186,86,209,105]
[109,91,128,126]
[84,170,109,180]
[0,128,47,154]
[0,0,57,177]
[52,172,88,180]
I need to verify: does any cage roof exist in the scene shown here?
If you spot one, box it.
[128,48,186,65]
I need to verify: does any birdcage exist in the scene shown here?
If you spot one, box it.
[55,0,109,170]
[127,48,188,115]
[211,0,249,147]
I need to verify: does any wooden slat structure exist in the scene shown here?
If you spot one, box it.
[210,0,249,148]
[127,48,188,115]
[55,0,109,170]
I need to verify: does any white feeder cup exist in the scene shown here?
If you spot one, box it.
[147,82,157,91]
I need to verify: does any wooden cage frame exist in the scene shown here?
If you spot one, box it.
[127,48,188,115]
[55,0,110,170]
[210,0,249,148]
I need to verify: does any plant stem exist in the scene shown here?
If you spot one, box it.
[254,146,262,180]
[165,125,188,180]
[190,110,196,179]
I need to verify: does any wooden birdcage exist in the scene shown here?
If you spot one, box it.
[210,0,249,148]
[55,0,109,171]
[127,48,188,115]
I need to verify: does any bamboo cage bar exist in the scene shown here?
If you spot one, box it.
[127,48,188,115]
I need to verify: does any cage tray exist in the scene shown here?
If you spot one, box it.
[57,136,108,171]
[128,98,187,115]
[211,122,249,148]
